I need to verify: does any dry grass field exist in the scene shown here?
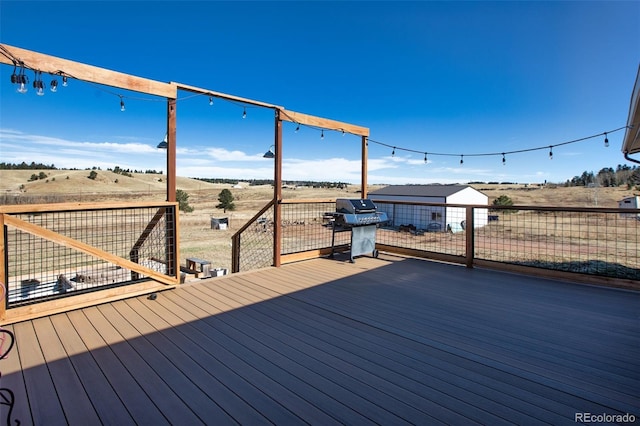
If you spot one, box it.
[1,169,638,273]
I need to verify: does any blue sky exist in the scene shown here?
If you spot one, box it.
[1,1,638,184]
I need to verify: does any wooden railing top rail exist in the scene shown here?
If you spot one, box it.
[0,201,178,214]
[280,198,337,204]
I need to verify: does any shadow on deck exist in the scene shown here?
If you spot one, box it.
[1,254,639,425]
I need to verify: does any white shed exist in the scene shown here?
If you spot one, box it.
[369,184,489,232]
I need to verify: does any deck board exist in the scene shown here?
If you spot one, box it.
[2,254,639,425]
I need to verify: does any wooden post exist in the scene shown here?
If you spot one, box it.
[0,213,5,321]
[361,136,368,198]
[465,206,475,268]
[273,110,283,267]
[166,98,177,202]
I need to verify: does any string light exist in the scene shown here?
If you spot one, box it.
[502,153,506,165]
[366,125,629,166]
[424,152,428,163]
[2,46,630,166]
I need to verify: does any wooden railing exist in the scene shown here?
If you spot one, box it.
[0,202,179,324]
[232,198,640,290]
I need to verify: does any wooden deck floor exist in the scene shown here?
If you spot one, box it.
[1,253,638,425]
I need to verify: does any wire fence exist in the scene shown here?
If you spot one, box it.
[2,203,177,307]
[234,199,640,284]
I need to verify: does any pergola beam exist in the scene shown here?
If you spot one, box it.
[279,109,369,137]
[0,43,176,98]
[172,82,281,110]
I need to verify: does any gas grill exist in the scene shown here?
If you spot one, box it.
[330,198,388,262]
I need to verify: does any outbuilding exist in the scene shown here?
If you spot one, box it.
[369,184,489,232]
[618,196,640,219]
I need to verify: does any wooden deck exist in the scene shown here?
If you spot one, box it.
[1,253,638,425]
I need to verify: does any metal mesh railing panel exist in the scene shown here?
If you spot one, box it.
[281,202,345,254]
[475,208,640,280]
[374,201,467,257]
[237,205,275,272]
[4,205,175,307]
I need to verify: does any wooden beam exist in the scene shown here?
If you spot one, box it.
[0,43,176,98]
[173,82,281,109]
[279,109,369,137]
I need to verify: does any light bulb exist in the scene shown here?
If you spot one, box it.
[604,133,609,147]
[17,82,28,94]
[209,96,213,106]
[460,155,464,165]
[502,153,506,165]
[62,76,68,87]
[120,99,125,112]
[295,124,300,133]
[242,108,247,119]
[50,80,58,92]
[321,130,324,140]
[37,86,45,96]
[424,153,428,163]
[549,146,553,160]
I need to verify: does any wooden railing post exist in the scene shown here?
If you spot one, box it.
[465,206,475,268]
[0,213,6,321]
[273,110,283,267]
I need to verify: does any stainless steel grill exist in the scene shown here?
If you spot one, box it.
[330,198,388,262]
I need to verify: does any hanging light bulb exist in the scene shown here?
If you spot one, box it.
[295,123,300,133]
[62,75,68,87]
[392,147,395,157]
[341,129,345,136]
[549,146,553,160]
[120,96,125,112]
[209,96,214,106]
[50,79,58,92]
[242,107,247,119]
[604,132,609,147]
[16,66,28,94]
[321,130,324,140]
[460,155,464,165]
[33,71,45,96]
[502,153,506,165]
[424,152,428,163]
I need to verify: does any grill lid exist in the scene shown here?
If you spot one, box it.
[336,198,377,214]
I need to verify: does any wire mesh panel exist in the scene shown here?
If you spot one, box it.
[475,207,640,280]
[3,204,177,307]
[374,200,467,257]
[237,204,275,272]
[281,201,344,254]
